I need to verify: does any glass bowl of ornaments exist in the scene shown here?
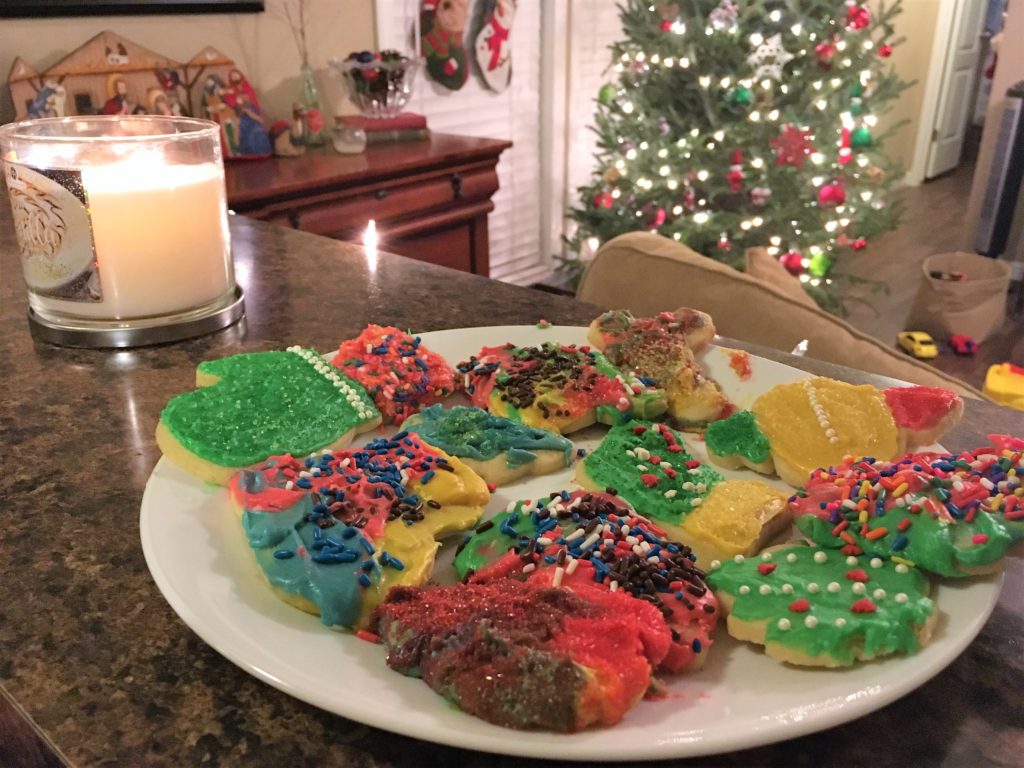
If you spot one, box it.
[330,50,418,119]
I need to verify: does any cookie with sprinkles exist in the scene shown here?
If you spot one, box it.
[453,489,718,673]
[229,430,489,629]
[331,325,456,425]
[456,342,666,435]
[403,404,573,486]
[157,348,381,485]
[883,385,964,453]
[575,420,724,539]
[587,307,731,428]
[371,580,671,732]
[707,542,936,667]
[792,444,1024,577]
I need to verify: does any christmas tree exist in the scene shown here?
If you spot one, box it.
[566,0,909,311]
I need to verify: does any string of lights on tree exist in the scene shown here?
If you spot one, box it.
[565,0,909,311]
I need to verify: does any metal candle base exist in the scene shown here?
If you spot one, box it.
[28,287,246,349]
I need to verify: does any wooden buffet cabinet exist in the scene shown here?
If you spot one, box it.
[224,133,511,277]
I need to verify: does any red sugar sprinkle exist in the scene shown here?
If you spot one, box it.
[851,599,877,613]
[789,599,810,613]
[685,460,701,469]
[664,467,677,479]
[831,520,850,535]
[840,544,863,556]
[840,531,856,545]
[1005,509,1024,521]
[297,546,308,557]
[355,630,381,644]
[757,563,777,575]
[649,455,663,465]
[845,569,869,582]
[669,580,683,591]
[487,484,497,493]
[897,518,912,532]
[632,425,648,435]
[972,534,989,544]
[640,473,660,488]
[667,445,684,452]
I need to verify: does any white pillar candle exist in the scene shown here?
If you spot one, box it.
[63,161,233,319]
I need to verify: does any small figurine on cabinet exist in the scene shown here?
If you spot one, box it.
[270,103,308,157]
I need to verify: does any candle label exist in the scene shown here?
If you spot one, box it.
[3,161,102,302]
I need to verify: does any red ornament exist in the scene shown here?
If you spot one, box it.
[660,19,673,31]
[815,40,836,69]
[750,186,771,206]
[593,191,614,209]
[717,237,732,253]
[780,251,804,275]
[818,181,846,207]
[838,127,853,165]
[878,44,893,58]
[846,6,871,30]
[771,125,814,168]
[728,149,744,192]
[649,207,667,227]
[852,238,868,251]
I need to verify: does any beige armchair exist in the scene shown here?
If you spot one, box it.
[577,232,983,398]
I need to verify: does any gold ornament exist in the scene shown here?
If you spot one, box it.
[603,166,621,184]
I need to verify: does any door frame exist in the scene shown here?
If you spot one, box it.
[908,0,966,184]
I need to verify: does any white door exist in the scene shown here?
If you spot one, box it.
[926,0,989,178]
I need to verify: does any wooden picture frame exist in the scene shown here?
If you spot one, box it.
[0,1,264,18]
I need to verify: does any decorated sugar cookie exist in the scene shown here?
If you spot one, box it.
[157,347,381,485]
[457,342,666,435]
[678,480,791,565]
[331,325,456,425]
[230,431,489,629]
[403,404,572,486]
[575,421,723,536]
[372,580,670,732]
[454,489,718,673]
[883,385,964,452]
[752,377,899,488]
[588,307,730,427]
[792,443,1024,577]
[705,409,775,475]
[707,543,935,667]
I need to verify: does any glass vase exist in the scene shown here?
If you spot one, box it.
[299,62,326,147]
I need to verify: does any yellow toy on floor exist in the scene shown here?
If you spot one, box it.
[983,363,1024,411]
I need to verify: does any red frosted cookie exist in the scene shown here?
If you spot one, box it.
[332,325,456,424]
[883,385,963,452]
[371,580,670,732]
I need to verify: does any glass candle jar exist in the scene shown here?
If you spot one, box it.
[0,115,244,347]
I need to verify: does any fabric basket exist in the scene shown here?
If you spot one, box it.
[905,252,1010,343]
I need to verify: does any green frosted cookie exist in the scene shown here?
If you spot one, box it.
[575,420,723,534]
[707,543,935,667]
[157,346,381,485]
[705,410,775,475]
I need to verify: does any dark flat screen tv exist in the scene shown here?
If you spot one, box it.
[0,1,264,17]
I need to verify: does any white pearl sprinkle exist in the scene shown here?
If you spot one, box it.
[895,564,909,574]
[846,556,858,566]
[873,588,887,600]
[804,616,818,628]
[739,585,751,595]
[787,553,798,563]
[870,558,883,569]
[814,551,827,564]
[808,582,820,593]
[827,581,841,593]
[835,617,847,627]
[852,582,866,595]
[734,554,745,563]
[761,552,773,561]
[895,593,908,603]
[710,560,721,570]
[777,618,791,631]
[782,584,794,594]
[759,584,772,595]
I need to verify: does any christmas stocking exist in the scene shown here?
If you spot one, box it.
[474,0,516,92]
[421,0,470,91]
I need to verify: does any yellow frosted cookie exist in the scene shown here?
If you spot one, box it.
[752,377,899,488]
[678,480,791,565]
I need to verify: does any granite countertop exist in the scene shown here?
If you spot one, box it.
[1,207,1022,767]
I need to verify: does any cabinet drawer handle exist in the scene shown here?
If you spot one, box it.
[374,189,390,200]
[451,173,463,199]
